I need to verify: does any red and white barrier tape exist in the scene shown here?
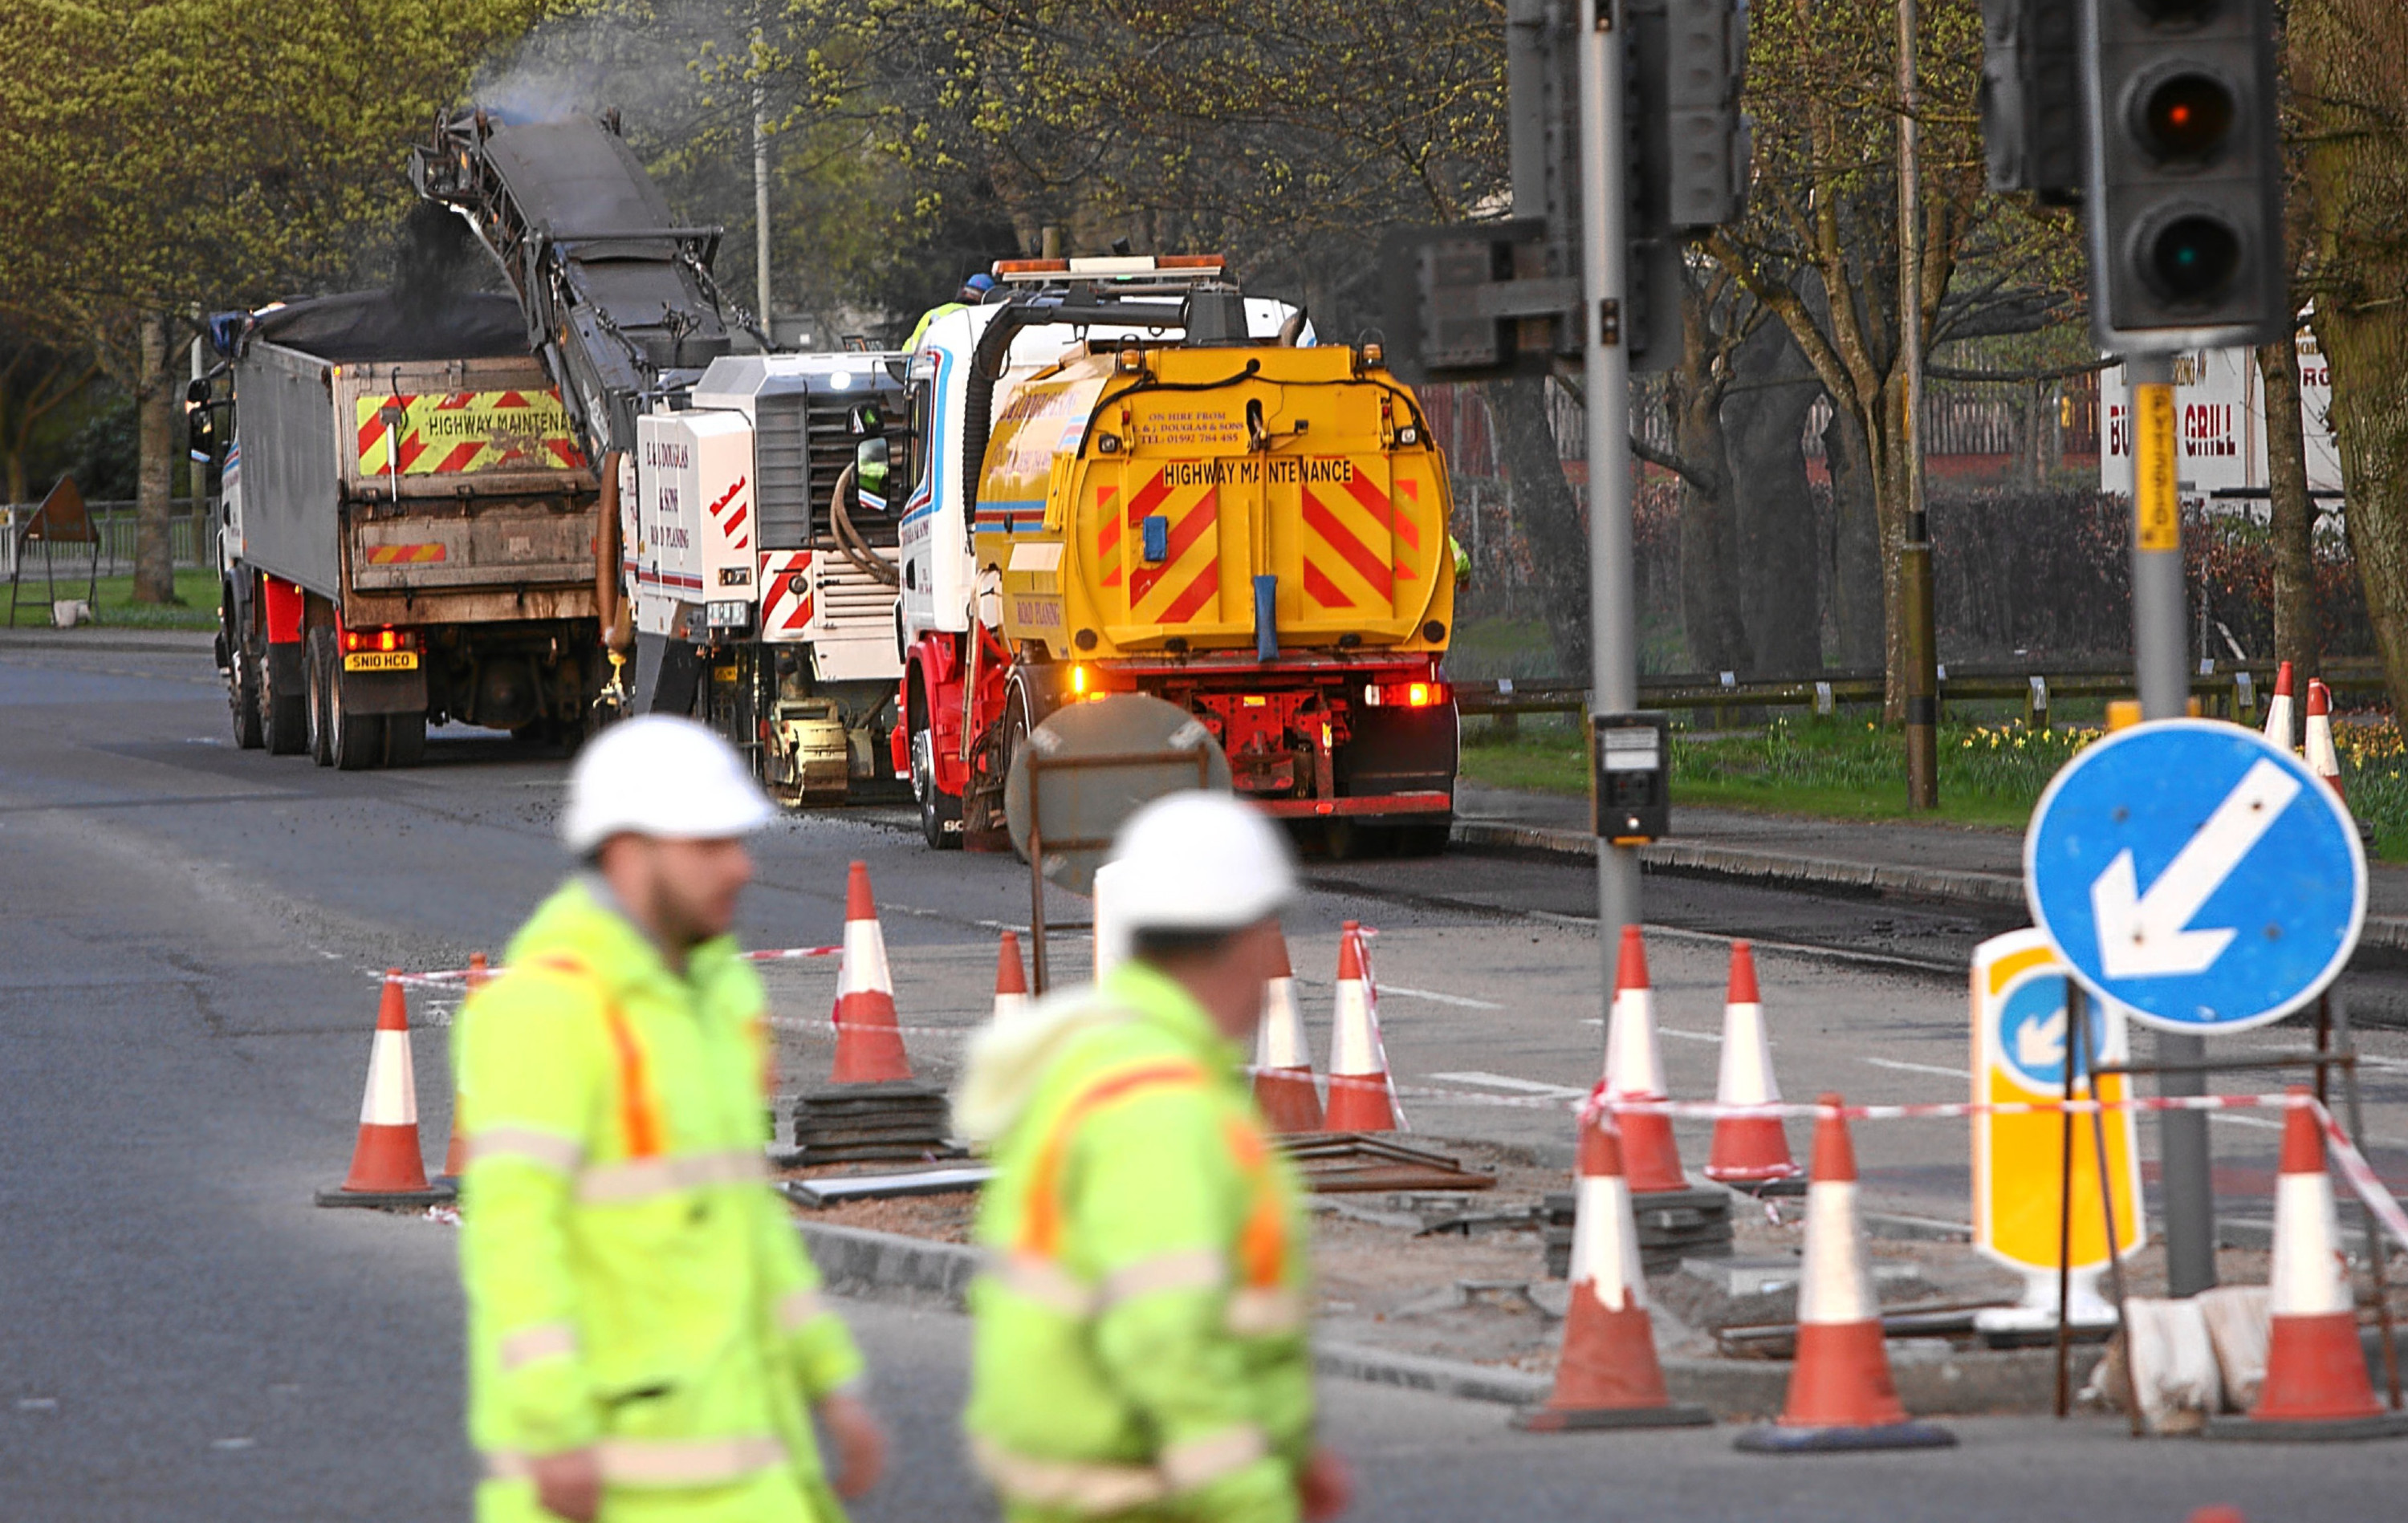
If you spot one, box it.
[388,944,842,988]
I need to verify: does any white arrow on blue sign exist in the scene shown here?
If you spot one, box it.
[2024,719,2365,1035]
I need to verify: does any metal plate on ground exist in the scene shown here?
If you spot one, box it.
[1005,692,1230,895]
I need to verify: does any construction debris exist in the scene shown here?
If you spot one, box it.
[1278,1133,1497,1193]
[783,1166,995,1208]
[789,1081,959,1165]
[1545,1186,1733,1277]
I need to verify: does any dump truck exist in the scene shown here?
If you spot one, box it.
[197,290,606,767]
[886,255,1460,854]
[409,107,911,802]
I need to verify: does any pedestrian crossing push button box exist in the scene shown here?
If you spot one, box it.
[1592,712,1671,843]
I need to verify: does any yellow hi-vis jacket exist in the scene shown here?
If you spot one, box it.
[958,959,1314,1523]
[454,877,862,1523]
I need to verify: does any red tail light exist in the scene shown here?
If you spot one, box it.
[1363,680,1449,709]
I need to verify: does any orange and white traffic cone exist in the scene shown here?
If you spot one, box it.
[2207,1089,2408,1440]
[1324,922,1399,1132]
[1735,1095,1954,1452]
[828,861,912,1084]
[1706,940,1800,1190]
[439,952,490,1180]
[1253,932,1324,1134]
[2264,660,2296,752]
[2304,680,2348,802]
[990,931,1031,1030]
[1515,1107,1712,1431]
[316,970,451,1208]
[1603,925,1687,1193]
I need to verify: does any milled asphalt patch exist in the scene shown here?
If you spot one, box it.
[799,1218,2105,1419]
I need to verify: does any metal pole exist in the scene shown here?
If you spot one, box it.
[1580,0,1642,962]
[752,27,774,335]
[2333,995,2402,1408]
[1898,0,1939,809]
[2129,348,2217,1294]
[2076,989,2143,1437]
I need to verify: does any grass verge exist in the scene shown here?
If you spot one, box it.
[2,567,220,630]
[1462,713,2408,859]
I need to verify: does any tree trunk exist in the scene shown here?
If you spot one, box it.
[1725,323,1824,676]
[1490,374,1591,678]
[132,311,178,604]
[2296,0,2408,721]
[1823,400,1885,671]
[2317,307,2408,721]
[2258,332,2319,680]
[1676,389,1753,673]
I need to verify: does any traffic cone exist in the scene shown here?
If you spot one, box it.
[316,970,452,1208]
[1706,941,1800,1189]
[440,952,490,1180]
[1324,922,1399,1132]
[990,931,1031,1030]
[1735,1095,1954,1452]
[1253,932,1324,1134]
[2304,680,2348,802]
[2264,660,2296,752]
[1603,925,1687,1193]
[1515,1107,1712,1431]
[829,861,912,1083]
[2207,1090,2408,1440]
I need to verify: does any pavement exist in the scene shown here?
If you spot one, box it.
[5,629,2407,1520]
[1456,781,2408,936]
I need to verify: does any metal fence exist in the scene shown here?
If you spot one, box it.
[2,499,211,580]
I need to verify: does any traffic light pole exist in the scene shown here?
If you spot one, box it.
[2128,349,2218,1295]
[1580,0,1645,968]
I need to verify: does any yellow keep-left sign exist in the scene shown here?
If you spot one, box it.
[1971,928,2146,1273]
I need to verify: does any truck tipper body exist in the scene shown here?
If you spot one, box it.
[890,257,1460,854]
[203,291,605,767]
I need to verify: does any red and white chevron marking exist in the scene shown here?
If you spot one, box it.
[760,550,815,640]
[706,474,752,552]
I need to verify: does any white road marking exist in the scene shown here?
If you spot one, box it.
[1658,1026,1722,1043]
[1428,1070,1588,1099]
[1380,985,1505,1010]
[1862,1056,1971,1079]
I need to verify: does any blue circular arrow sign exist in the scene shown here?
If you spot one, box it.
[2025,719,2365,1034]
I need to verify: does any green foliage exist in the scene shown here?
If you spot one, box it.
[0,1,564,357]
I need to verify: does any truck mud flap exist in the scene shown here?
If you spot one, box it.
[1336,700,1460,800]
[633,632,704,718]
[340,668,429,717]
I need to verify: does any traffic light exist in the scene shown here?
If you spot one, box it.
[1978,0,2085,202]
[1625,0,1749,371]
[2085,0,2284,351]
[1382,0,1748,383]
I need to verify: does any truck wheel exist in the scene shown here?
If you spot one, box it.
[325,650,386,773]
[227,641,264,750]
[259,644,307,755]
[305,628,336,767]
[909,702,962,851]
[384,712,427,768]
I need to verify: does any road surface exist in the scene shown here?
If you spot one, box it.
[2,636,2401,1520]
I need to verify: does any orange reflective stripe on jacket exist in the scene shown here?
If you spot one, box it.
[1016,1061,1291,1296]
[529,953,665,1160]
[1019,1062,1210,1260]
[1222,1118,1287,1289]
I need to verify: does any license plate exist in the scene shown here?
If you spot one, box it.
[343,650,420,672]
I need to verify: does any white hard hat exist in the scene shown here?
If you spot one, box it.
[1104,790,1295,934]
[561,715,775,853]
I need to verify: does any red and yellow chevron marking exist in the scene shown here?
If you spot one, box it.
[1094,468,1221,627]
[365,543,448,566]
[355,389,586,477]
[1300,459,1414,613]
